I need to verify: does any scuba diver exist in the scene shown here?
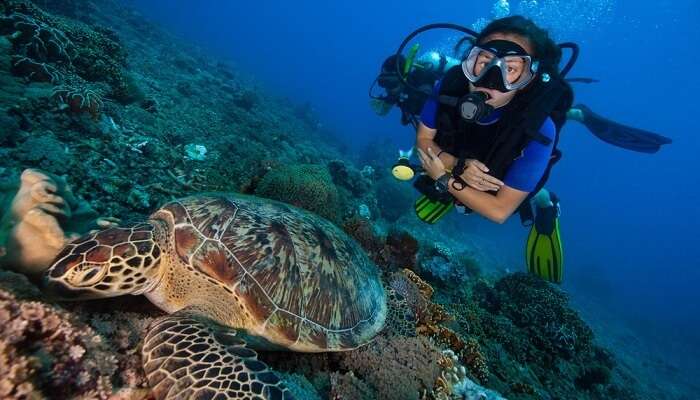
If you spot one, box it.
[370,49,460,128]
[371,40,671,154]
[377,17,671,284]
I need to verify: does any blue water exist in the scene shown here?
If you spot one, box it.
[131,0,700,381]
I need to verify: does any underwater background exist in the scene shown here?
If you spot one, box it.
[0,0,698,398]
[133,0,699,385]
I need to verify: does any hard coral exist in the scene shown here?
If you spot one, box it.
[494,273,594,356]
[463,337,489,383]
[0,12,76,65]
[339,335,442,400]
[342,216,381,256]
[399,270,492,383]
[378,229,419,271]
[327,159,371,197]
[329,372,375,400]
[0,287,117,399]
[254,163,341,222]
[10,55,60,83]
[433,350,505,400]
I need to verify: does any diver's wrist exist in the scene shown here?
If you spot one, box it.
[434,173,451,193]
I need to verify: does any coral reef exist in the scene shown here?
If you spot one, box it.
[51,83,104,119]
[419,241,482,288]
[329,371,375,400]
[0,12,76,66]
[377,229,419,271]
[10,55,60,82]
[0,1,658,400]
[434,350,505,400]
[492,273,594,358]
[254,163,342,222]
[0,284,116,398]
[327,159,371,197]
[277,372,323,400]
[338,335,443,400]
[342,215,382,256]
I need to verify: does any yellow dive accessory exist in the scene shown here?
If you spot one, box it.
[414,195,454,224]
[391,148,416,181]
[403,43,420,77]
[392,158,415,181]
[525,191,563,284]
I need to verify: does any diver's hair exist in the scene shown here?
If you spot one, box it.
[477,16,562,75]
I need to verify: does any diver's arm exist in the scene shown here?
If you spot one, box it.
[446,182,528,224]
[416,122,457,170]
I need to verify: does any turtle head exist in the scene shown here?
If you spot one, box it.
[43,222,163,300]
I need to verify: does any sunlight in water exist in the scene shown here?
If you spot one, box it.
[471,0,616,38]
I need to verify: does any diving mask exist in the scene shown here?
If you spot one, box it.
[462,40,539,92]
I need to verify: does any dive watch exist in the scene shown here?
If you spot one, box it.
[434,173,451,193]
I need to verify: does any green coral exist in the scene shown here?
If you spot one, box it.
[254,163,341,222]
[493,273,594,357]
[438,273,627,399]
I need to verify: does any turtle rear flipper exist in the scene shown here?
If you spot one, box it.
[142,310,295,400]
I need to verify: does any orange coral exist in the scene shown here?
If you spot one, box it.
[403,268,434,299]
[397,269,490,384]
[463,337,489,383]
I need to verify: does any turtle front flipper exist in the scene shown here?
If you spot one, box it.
[142,310,295,400]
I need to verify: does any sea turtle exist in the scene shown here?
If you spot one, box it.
[43,193,387,400]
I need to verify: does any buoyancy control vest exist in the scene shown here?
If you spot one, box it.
[434,65,574,197]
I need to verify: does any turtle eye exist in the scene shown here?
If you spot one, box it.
[69,263,107,287]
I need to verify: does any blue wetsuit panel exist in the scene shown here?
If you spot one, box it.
[418,79,556,193]
[419,80,441,128]
[503,117,555,192]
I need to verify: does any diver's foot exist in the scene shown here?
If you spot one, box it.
[566,107,585,123]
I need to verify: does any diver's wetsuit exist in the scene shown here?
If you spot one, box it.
[420,80,555,192]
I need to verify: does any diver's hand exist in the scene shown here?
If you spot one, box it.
[461,159,504,191]
[417,147,447,180]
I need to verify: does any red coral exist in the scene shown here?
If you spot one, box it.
[52,85,104,119]
[378,230,419,271]
[342,216,382,256]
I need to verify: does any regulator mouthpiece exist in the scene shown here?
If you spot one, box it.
[459,91,494,122]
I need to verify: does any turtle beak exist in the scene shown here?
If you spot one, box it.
[42,275,91,300]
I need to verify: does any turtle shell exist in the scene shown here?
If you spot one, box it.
[151,194,386,351]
